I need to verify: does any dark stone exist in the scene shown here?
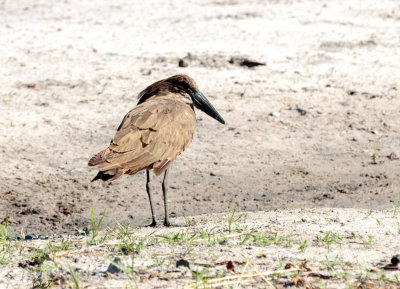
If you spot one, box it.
[106,257,122,274]
[176,259,190,269]
[24,235,33,240]
[296,107,307,116]
[178,59,189,67]
[391,255,399,266]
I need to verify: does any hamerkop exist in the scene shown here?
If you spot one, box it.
[88,75,225,226]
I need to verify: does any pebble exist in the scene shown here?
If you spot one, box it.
[24,235,33,240]
[176,259,190,269]
[296,107,307,116]
[387,152,398,160]
[391,255,399,266]
[106,257,122,274]
[178,59,188,67]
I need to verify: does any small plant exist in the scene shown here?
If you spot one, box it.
[365,210,373,218]
[364,235,373,246]
[31,261,60,288]
[277,260,283,270]
[198,226,218,246]
[394,274,400,285]
[114,220,135,239]
[249,232,271,246]
[227,208,238,233]
[323,255,345,271]
[191,266,210,288]
[372,144,378,164]
[0,213,9,243]
[273,232,283,245]
[393,193,400,217]
[31,248,51,266]
[286,238,292,248]
[119,238,144,255]
[315,231,342,247]
[299,240,307,252]
[88,208,106,244]
[69,266,80,289]
[240,233,251,245]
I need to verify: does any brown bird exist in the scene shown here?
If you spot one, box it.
[88,75,225,226]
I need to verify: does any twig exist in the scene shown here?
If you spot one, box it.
[234,261,249,289]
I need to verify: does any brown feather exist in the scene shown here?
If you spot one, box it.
[97,162,120,171]
[153,159,171,176]
[88,150,106,166]
[89,93,196,179]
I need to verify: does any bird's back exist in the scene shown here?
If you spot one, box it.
[89,96,196,179]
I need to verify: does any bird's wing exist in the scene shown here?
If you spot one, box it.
[98,98,196,175]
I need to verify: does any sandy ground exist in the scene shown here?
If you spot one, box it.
[0,209,399,288]
[1,0,400,237]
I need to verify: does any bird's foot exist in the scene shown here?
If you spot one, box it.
[145,219,161,227]
[164,219,184,227]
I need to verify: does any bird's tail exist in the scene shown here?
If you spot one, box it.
[88,150,106,166]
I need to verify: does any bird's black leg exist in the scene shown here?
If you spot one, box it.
[162,168,173,226]
[146,170,159,227]
[162,167,182,227]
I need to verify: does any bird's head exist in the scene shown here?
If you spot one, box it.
[138,74,225,125]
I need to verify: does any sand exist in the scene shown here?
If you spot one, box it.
[0,0,399,236]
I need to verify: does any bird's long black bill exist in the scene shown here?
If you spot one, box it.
[192,92,225,124]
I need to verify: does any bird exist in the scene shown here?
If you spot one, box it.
[88,74,225,226]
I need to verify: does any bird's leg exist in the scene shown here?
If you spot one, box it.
[146,170,159,227]
[162,168,174,226]
[162,167,183,227]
